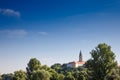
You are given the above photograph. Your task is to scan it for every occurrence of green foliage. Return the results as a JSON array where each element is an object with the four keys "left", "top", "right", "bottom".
[
  {"left": 2, "top": 73, "right": 14, "bottom": 80},
  {"left": 73, "top": 68, "right": 88, "bottom": 80},
  {"left": 0, "top": 74, "right": 2, "bottom": 80},
  {"left": 13, "top": 70, "right": 27, "bottom": 80},
  {"left": 40, "top": 65, "right": 62, "bottom": 80},
  {"left": 50, "top": 72, "right": 65, "bottom": 80},
  {"left": 1, "top": 43, "right": 120, "bottom": 80},
  {"left": 26, "top": 58, "right": 41, "bottom": 72},
  {"left": 58, "top": 74, "right": 64, "bottom": 80},
  {"left": 64, "top": 74, "right": 75, "bottom": 80},
  {"left": 51, "top": 63, "right": 62, "bottom": 73},
  {"left": 31, "top": 70, "right": 50, "bottom": 80},
  {"left": 108, "top": 67, "right": 120, "bottom": 80},
  {"left": 40, "top": 65, "right": 52, "bottom": 71},
  {"left": 51, "top": 62, "right": 89, "bottom": 80},
  {"left": 85, "top": 43, "right": 118, "bottom": 80},
  {"left": 26, "top": 58, "right": 41, "bottom": 80}
]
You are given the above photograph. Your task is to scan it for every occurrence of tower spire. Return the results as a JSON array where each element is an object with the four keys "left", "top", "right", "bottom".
[{"left": 79, "top": 51, "right": 82, "bottom": 62}]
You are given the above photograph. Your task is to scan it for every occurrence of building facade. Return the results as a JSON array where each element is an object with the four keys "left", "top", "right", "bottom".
[{"left": 67, "top": 51, "right": 85, "bottom": 67}]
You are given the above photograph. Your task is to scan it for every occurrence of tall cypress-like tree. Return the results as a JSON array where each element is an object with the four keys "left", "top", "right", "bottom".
[{"left": 85, "top": 43, "right": 117, "bottom": 80}]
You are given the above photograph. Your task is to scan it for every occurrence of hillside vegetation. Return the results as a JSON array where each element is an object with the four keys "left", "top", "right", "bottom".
[{"left": 1, "top": 43, "right": 120, "bottom": 80}]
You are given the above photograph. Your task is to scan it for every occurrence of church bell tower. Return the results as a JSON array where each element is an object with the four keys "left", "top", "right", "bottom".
[{"left": 79, "top": 51, "right": 82, "bottom": 62}]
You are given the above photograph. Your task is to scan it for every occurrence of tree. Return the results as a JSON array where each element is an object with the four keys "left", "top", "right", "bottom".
[
  {"left": 58, "top": 74, "right": 64, "bottom": 80},
  {"left": 26, "top": 58, "right": 41, "bottom": 72},
  {"left": 31, "top": 70, "right": 50, "bottom": 80},
  {"left": 51, "top": 63, "right": 62, "bottom": 73},
  {"left": 40, "top": 65, "right": 61, "bottom": 80},
  {"left": 40, "top": 65, "right": 52, "bottom": 71},
  {"left": 50, "top": 72, "right": 65, "bottom": 80},
  {"left": 64, "top": 74, "right": 75, "bottom": 80},
  {"left": 26, "top": 58, "right": 41, "bottom": 79},
  {"left": 0, "top": 74, "right": 2, "bottom": 80},
  {"left": 85, "top": 43, "right": 117, "bottom": 80},
  {"left": 108, "top": 67, "right": 120, "bottom": 80},
  {"left": 73, "top": 67, "right": 88, "bottom": 80},
  {"left": 2, "top": 73, "right": 14, "bottom": 80},
  {"left": 13, "top": 70, "right": 27, "bottom": 80}
]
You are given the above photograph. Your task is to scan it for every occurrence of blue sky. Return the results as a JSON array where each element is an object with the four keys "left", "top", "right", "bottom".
[{"left": 0, "top": 0, "right": 120, "bottom": 73}]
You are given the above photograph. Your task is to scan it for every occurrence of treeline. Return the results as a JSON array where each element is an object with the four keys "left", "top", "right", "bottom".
[{"left": 0, "top": 43, "right": 120, "bottom": 80}]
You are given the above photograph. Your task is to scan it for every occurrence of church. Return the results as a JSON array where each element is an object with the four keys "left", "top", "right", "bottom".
[{"left": 67, "top": 51, "right": 86, "bottom": 67}]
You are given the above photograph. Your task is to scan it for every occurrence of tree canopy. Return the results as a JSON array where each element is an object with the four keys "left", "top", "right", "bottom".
[
  {"left": 85, "top": 43, "right": 118, "bottom": 80},
  {"left": 1, "top": 43, "right": 120, "bottom": 80},
  {"left": 13, "top": 70, "right": 27, "bottom": 80}
]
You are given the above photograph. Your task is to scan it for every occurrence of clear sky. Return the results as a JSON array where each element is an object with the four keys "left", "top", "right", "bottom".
[{"left": 0, "top": 0, "right": 120, "bottom": 74}]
